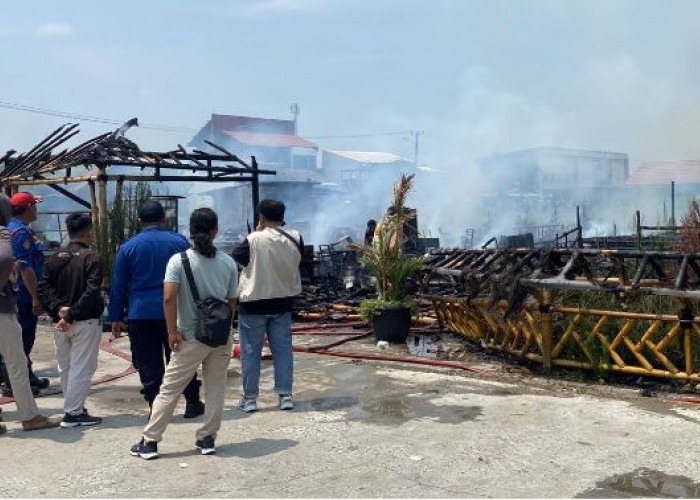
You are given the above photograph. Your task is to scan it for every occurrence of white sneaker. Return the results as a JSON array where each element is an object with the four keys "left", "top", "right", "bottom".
[
  {"left": 279, "top": 394, "right": 294, "bottom": 411},
  {"left": 237, "top": 398, "right": 258, "bottom": 413}
]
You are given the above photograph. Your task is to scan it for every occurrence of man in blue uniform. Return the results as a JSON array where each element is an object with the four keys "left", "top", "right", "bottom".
[
  {"left": 109, "top": 201, "right": 204, "bottom": 418},
  {"left": 3, "top": 192, "right": 49, "bottom": 395}
]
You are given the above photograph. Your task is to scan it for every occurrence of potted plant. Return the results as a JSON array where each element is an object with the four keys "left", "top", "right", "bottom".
[{"left": 356, "top": 174, "right": 424, "bottom": 342}]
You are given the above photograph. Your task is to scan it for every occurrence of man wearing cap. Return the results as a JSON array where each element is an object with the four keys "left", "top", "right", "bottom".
[
  {"left": 4, "top": 192, "right": 49, "bottom": 395},
  {"left": 232, "top": 199, "right": 303, "bottom": 413},
  {"left": 109, "top": 200, "right": 204, "bottom": 418},
  {"left": 38, "top": 212, "right": 105, "bottom": 426}
]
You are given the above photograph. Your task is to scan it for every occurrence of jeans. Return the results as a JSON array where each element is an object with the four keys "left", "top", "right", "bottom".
[
  {"left": 128, "top": 319, "right": 201, "bottom": 405},
  {"left": 239, "top": 312, "right": 293, "bottom": 399}
]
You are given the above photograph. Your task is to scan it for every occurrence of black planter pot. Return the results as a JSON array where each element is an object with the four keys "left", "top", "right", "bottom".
[{"left": 371, "top": 305, "right": 411, "bottom": 343}]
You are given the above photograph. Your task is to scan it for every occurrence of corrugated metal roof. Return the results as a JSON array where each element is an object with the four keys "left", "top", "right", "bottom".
[
  {"left": 223, "top": 130, "right": 317, "bottom": 149},
  {"left": 325, "top": 150, "right": 407, "bottom": 164},
  {"left": 626, "top": 161, "right": 700, "bottom": 185}
]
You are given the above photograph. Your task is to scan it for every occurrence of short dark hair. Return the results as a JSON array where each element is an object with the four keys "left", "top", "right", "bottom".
[
  {"left": 11, "top": 206, "right": 27, "bottom": 217},
  {"left": 258, "top": 199, "right": 285, "bottom": 222},
  {"left": 138, "top": 200, "right": 165, "bottom": 223},
  {"left": 367, "top": 219, "right": 377, "bottom": 227},
  {"left": 66, "top": 213, "right": 93, "bottom": 238}
]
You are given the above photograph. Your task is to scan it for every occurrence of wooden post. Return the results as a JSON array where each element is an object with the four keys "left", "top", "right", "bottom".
[
  {"left": 541, "top": 289, "right": 554, "bottom": 371},
  {"left": 576, "top": 205, "right": 583, "bottom": 248},
  {"left": 671, "top": 180, "right": 676, "bottom": 227},
  {"left": 88, "top": 180, "right": 99, "bottom": 231},
  {"left": 251, "top": 156, "right": 260, "bottom": 229},
  {"left": 636, "top": 210, "right": 642, "bottom": 249},
  {"left": 115, "top": 176, "right": 124, "bottom": 244},
  {"left": 97, "top": 167, "right": 108, "bottom": 233}
]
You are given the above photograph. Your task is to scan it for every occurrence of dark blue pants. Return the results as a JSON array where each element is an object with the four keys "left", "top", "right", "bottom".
[
  {"left": 17, "top": 302, "right": 38, "bottom": 364},
  {"left": 128, "top": 319, "right": 201, "bottom": 405}
]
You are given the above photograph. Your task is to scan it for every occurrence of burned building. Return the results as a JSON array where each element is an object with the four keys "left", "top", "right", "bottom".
[
  {"left": 188, "top": 114, "right": 323, "bottom": 241},
  {"left": 479, "top": 147, "right": 630, "bottom": 240}
]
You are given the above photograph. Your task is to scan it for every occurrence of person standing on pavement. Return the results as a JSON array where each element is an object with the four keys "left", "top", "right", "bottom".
[
  {"left": 130, "top": 208, "right": 237, "bottom": 459},
  {"left": 232, "top": 199, "right": 303, "bottom": 413},
  {"left": 37, "top": 213, "right": 105, "bottom": 427},
  {"left": 4, "top": 192, "right": 49, "bottom": 395},
  {"left": 109, "top": 201, "right": 204, "bottom": 419},
  {"left": 0, "top": 193, "right": 59, "bottom": 433}
]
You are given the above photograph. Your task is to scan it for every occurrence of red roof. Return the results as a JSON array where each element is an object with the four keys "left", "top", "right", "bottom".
[
  {"left": 627, "top": 161, "right": 700, "bottom": 185},
  {"left": 211, "top": 114, "right": 295, "bottom": 135},
  {"left": 223, "top": 130, "right": 317, "bottom": 149}
]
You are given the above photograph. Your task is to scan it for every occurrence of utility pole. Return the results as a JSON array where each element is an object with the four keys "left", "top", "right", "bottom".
[
  {"left": 289, "top": 103, "right": 300, "bottom": 170},
  {"left": 411, "top": 130, "right": 424, "bottom": 167},
  {"left": 290, "top": 103, "right": 300, "bottom": 134}
]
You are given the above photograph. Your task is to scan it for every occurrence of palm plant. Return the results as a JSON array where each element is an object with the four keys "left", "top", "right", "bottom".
[{"left": 355, "top": 174, "right": 424, "bottom": 319}]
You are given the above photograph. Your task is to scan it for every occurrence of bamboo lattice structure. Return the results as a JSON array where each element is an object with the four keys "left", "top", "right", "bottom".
[{"left": 423, "top": 247, "right": 700, "bottom": 381}]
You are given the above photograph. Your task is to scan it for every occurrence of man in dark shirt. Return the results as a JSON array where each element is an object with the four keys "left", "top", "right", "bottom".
[
  {"left": 38, "top": 213, "right": 105, "bottom": 427},
  {"left": 109, "top": 201, "right": 203, "bottom": 418}
]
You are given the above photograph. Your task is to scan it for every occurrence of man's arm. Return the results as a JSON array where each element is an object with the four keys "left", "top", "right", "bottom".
[
  {"left": 67, "top": 253, "right": 104, "bottom": 323},
  {"left": 164, "top": 281, "right": 183, "bottom": 350},
  {"left": 108, "top": 249, "right": 128, "bottom": 323},
  {"left": 13, "top": 229, "right": 42, "bottom": 314},
  {"left": 37, "top": 263, "right": 62, "bottom": 319},
  {"left": 231, "top": 238, "right": 250, "bottom": 267}
]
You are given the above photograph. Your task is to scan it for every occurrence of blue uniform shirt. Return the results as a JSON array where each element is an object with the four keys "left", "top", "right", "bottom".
[
  {"left": 108, "top": 227, "right": 189, "bottom": 321},
  {"left": 8, "top": 218, "right": 45, "bottom": 304}
]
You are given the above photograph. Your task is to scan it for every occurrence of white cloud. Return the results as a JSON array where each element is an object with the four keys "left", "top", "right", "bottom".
[
  {"left": 247, "top": 0, "right": 328, "bottom": 16},
  {"left": 36, "top": 22, "right": 74, "bottom": 38}
]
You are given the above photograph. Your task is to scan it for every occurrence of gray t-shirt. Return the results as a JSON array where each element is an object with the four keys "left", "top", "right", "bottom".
[{"left": 164, "top": 249, "right": 238, "bottom": 340}]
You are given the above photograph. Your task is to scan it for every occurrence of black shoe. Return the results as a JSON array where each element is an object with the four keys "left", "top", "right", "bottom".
[
  {"left": 195, "top": 435, "right": 216, "bottom": 455},
  {"left": 183, "top": 400, "right": 205, "bottom": 419},
  {"left": 29, "top": 371, "right": 50, "bottom": 390},
  {"left": 1, "top": 386, "right": 12, "bottom": 398},
  {"left": 130, "top": 438, "right": 159, "bottom": 460},
  {"left": 60, "top": 411, "right": 102, "bottom": 428}
]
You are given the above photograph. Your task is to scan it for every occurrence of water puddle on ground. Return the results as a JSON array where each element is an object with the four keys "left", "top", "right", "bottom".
[{"left": 576, "top": 468, "right": 700, "bottom": 498}]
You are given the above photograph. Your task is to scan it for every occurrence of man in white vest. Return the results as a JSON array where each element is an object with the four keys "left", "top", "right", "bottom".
[{"left": 232, "top": 200, "right": 303, "bottom": 413}]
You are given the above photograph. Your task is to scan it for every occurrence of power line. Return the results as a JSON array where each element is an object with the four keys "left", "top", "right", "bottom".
[
  {"left": 0, "top": 98, "right": 417, "bottom": 139},
  {"left": 306, "top": 131, "right": 412, "bottom": 139},
  {"left": 0, "top": 99, "right": 197, "bottom": 133}
]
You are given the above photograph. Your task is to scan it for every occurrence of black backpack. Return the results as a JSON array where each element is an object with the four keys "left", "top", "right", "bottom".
[{"left": 180, "top": 252, "right": 232, "bottom": 347}]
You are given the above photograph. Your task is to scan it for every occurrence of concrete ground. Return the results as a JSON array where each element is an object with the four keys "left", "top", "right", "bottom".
[{"left": 1, "top": 323, "right": 700, "bottom": 498}]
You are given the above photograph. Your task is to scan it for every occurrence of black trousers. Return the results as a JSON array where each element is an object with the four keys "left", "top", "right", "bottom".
[
  {"left": 128, "top": 319, "right": 201, "bottom": 405},
  {"left": 17, "top": 302, "right": 38, "bottom": 363}
]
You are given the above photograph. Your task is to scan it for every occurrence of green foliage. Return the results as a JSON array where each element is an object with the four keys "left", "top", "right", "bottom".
[
  {"left": 358, "top": 297, "right": 419, "bottom": 322},
  {"left": 96, "top": 181, "right": 152, "bottom": 286},
  {"left": 353, "top": 173, "right": 424, "bottom": 312}
]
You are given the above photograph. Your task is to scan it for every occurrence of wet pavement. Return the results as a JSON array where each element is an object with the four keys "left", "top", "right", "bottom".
[
  {"left": 1, "top": 324, "right": 700, "bottom": 497},
  {"left": 577, "top": 468, "right": 700, "bottom": 498}
]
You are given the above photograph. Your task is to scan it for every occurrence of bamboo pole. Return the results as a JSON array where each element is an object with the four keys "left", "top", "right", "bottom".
[
  {"left": 88, "top": 180, "right": 98, "bottom": 232},
  {"left": 97, "top": 168, "right": 108, "bottom": 237},
  {"left": 685, "top": 327, "right": 693, "bottom": 376},
  {"left": 541, "top": 289, "right": 554, "bottom": 370},
  {"left": 5, "top": 175, "right": 98, "bottom": 186}
]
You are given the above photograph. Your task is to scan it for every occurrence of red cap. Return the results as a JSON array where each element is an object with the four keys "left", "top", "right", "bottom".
[{"left": 10, "top": 192, "right": 43, "bottom": 208}]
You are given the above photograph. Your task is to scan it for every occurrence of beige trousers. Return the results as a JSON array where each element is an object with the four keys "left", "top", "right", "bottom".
[
  {"left": 143, "top": 337, "right": 232, "bottom": 443},
  {"left": 53, "top": 319, "right": 102, "bottom": 415},
  {"left": 0, "top": 313, "right": 40, "bottom": 421}
]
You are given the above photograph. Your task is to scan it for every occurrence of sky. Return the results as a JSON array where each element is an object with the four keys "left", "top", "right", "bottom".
[{"left": 2, "top": 0, "right": 700, "bottom": 175}]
